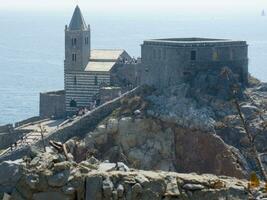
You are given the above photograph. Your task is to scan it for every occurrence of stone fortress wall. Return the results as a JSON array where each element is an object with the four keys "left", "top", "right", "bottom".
[
  {"left": 141, "top": 38, "right": 248, "bottom": 88},
  {"left": 39, "top": 90, "right": 66, "bottom": 119}
]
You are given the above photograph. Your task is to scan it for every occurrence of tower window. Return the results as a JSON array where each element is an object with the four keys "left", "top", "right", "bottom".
[
  {"left": 190, "top": 50, "right": 197, "bottom": 61},
  {"left": 94, "top": 76, "right": 98, "bottom": 85},
  {"left": 72, "top": 38, "right": 77, "bottom": 46},
  {"left": 72, "top": 54, "right": 77, "bottom": 62}
]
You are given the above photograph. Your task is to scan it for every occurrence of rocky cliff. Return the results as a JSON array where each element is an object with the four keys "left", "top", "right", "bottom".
[
  {"left": 63, "top": 80, "right": 263, "bottom": 176},
  {"left": 1, "top": 75, "right": 267, "bottom": 199}
]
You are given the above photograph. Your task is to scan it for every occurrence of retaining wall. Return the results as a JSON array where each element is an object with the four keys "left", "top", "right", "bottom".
[
  {"left": 0, "top": 87, "right": 142, "bottom": 162},
  {"left": 0, "top": 124, "right": 13, "bottom": 133},
  {"left": 14, "top": 116, "right": 41, "bottom": 128}
]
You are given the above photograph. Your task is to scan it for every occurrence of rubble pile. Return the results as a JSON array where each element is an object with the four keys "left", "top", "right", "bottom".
[{"left": 1, "top": 146, "right": 265, "bottom": 200}]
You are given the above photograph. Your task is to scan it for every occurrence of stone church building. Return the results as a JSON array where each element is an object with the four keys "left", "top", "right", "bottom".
[
  {"left": 64, "top": 6, "right": 133, "bottom": 114},
  {"left": 39, "top": 6, "right": 249, "bottom": 119}
]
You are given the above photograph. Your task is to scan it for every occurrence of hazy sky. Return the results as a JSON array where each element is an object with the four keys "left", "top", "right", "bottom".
[{"left": 0, "top": 0, "right": 266, "bottom": 16}]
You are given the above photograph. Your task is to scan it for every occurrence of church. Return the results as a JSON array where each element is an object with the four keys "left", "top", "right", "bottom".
[
  {"left": 39, "top": 6, "right": 248, "bottom": 119},
  {"left": 64, "top": 6, "right": 133, "bottom": 114}
]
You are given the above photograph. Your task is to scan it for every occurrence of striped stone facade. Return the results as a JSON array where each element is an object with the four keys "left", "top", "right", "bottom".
[
  {"left": 64, "top": 6, "right": 132, "bottom": 115},
  {"left": 65, "top": 71, "right": 110, "bottom": 113}
]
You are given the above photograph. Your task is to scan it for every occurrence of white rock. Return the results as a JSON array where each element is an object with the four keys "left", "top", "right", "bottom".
[
  {"left": 99, "top": 163, "right": 116, "bottom": 172},
  {"left": 183, "top": 183, "right": 204, "bottom": 191}
]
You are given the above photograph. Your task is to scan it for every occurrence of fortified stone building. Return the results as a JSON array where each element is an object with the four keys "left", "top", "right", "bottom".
[
  {"left": 39, "top": 6, "right": 249, "bottom": 118},
  {"left": 141, "top": 38, "right": 248, "bottom": 88}
]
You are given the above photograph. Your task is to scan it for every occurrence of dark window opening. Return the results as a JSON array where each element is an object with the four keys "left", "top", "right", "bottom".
[
  {"left": 94, "top": 76, "right": 98, "bottom": 85},
  {"left": 191, "top": 50, "right": 197, "bottom": 61},
  {"left": 72, "top": 54, "right": 77, "bottom": 62},
  {"left": 72, "top": 38, "right": 77, "bottom": 46},
  {"left": 74, "top": 76, "right": 77, "bottom": 85},
  {"left": 85, "top": 37, "right": 89, "bottom": 45},
  {"left": 70, "top": 99, "right": 77, "bottom": 107}
]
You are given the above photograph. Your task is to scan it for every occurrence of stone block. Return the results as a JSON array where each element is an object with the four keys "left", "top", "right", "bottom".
[{"left": 86, "top": 175, "right": 103, "bottom": 200}]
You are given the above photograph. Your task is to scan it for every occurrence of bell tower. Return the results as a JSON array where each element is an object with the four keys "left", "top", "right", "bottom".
[{"left": 64, "top": 5, "right": 90, "bottom": 71}]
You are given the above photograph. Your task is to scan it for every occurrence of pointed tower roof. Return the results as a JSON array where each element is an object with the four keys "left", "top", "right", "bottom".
[{"left": 69, "top": 5, "right": 87, "bottom": 30}]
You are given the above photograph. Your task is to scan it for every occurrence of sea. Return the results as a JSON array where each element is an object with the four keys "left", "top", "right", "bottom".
[{"left": 0, "top": 10, "right": 267, "bottom": 125}]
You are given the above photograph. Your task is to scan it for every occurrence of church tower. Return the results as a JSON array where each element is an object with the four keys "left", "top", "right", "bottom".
[{"left": 64, "top": 5, "right": 90, "bottom": 71}]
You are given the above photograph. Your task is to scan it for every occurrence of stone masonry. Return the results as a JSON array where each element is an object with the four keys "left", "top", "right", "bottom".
[{"left": 141, "top": 38, "right": 248, "bottom": 88}]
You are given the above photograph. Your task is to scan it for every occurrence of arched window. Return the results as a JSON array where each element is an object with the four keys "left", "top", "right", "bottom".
[
  {"left": 70, "top": 99, "right": 77, "bottom": 107},
  {"left": 72, "top": 38, "right": 77, "bottom": 46}
]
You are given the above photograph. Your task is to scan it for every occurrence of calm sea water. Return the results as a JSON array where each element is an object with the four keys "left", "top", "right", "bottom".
[{"left": 0, "top": 11, "right": 267, "bottom": 125}]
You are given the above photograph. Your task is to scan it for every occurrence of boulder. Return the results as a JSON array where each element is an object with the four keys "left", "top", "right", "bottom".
[
  {"left": 182, "top": 183, "right": 205, "bottom": 191},
  {"left": 165, "top": 176, "right": 180, "bottom": 197},
  {"left": 0, "top": 159, "right": 23, "bottom": 191},
  {"left": 117, "top": 184, "right": 124, "bottom": 198},
  {"left": 102, "top": 177, "right": 114, "bottom": 198},
  {"left": 48, "top": 170, "right": 70, "bottom": 187}
]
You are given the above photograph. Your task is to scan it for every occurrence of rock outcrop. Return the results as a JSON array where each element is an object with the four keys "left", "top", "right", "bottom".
[
  {"left": 75, "top": 115, "right": 246, "bottom": 178},
  {"left": 1, "top": 149, "right": 265, "bottom": 200},
  {"left": 1, "top": 76, "right": 267, "bottom": 199}
]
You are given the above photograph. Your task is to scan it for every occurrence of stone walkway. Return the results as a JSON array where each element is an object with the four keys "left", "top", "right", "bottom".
[{"left": 1, "top": 119, "right": 65, "bottom": 155}]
